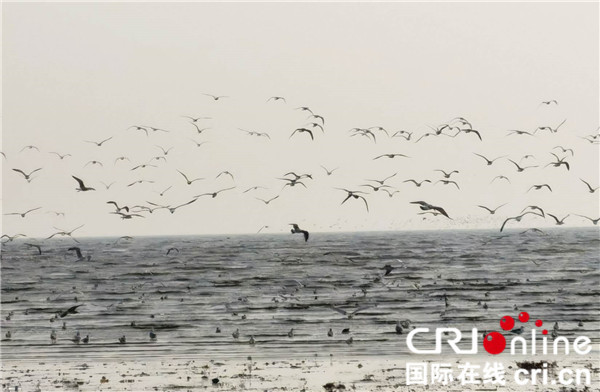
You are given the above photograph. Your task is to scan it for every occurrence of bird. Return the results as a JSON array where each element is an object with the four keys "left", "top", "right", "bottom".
[
  {"left": 114, "top": 156, "right": 130, "bottom": 165},
  {"left": 119, "top": 336, "right": 126, "bottom": 344},
  {"left": 216, "top": 171, "right": 235, "bottom": 181},
  {"left": 177, "top": 170, "right": 204, "bottom": 185},
  {"left": 545, "top": 153, "right": 570, "bottom": 171},
  {"left": 434, "top": 170, "right": 459, "bottom": 178},
  {"left": 82, "top": 335, "right": 89, "bottom": 344},
  {"left": 101, "top": 181, "right": 116, "bottom": 190},
  {"left": 155, "top": 186, "right": 173, "bottom": 197},
  {"left": 243, "top": 186, "right": 267, "bottom": 193},
  {"left": 232, "top": 329, "right": 240, "bottom": 339},
  {"left": 295, "top": 106, "right": 314, "bottom": 114},
  {"left": 327, "top": 328, "right": 333, "bottom": 337},
  {"left": 71, "top": 331, "right": 81, "bottom": 344},
  {"left": 361, "top": 184, "right": 392, "bottom": 192},
  {"left": 195, "top": 187, "right": 236, "bottom": 199},
  {"left": 182, "top": 115, "right": 211, "bottom": 122},
  {"left": 548, "top": 214, "right": 569, "bottom": 225},
  {"left": 106, "top": 201, "right": 129, "bottom": 213},
  {"left": 249, "top": 336, "right": 255, "bottom": 345},
  {"left": 320, "top": 166, "right": 339, "bottom": 176},
  {"left": 190, "top": 123, "right": 211, "bottom": 134},
  {"left": 410, "top": 201, "right": 450, "bottom": 218},
  {"left": 477, "top": 204, "right": 507, "bottom": 215},
  {"left": 500, "top": 212, "right": 543, "bottom": 232},
  {"left": 403, "top": 179, "right": 431, "bottom": 187},
  {"left": 167, "top": 198, "right": 198, "bottom": 214},
  {"left": 50, "top": 152, "right": 72, "bottom": 160},
  {"left": 290, "top": 128, "right": 314, "bottom": 140},
  {"left": 20, "top": 145, "right": 40, "bottom": 152},
  {"left": 308, "top": 114, "right": 325, "bottom": 125},
  {"left": 366, "top": 173, "right": 397, "bottom": 185},
  {"left": 290, "top": 224, "right": 309, "bottom": 242},
  {"left": 474, "top": 153, "right": 505, "bottom": 166},
  {"left": 527, "top": 184, "right": 552, "bottom": 192},
  {"left": 337, "top": 189, "right": 369, "bottom": 212},
  {"left": 255, "top": 196, "right": 279, "bottom": 205},
  {"left": 59, "top": 304, "right": 83, "bottom": 318},
  {"left": 373, "top": 153, "right": 409, "bottom": 160},
  {"left": 574, "top": 215, "right": 600, "bottom": 225},
  {"left": 84, "top": 160, "right": 103, "bottom": 167},
  {"left": 541, "top": 100, "right": 558, "bottom": 105},
  {"left": 149, "top": 329, "right": 157, "bottom": 341},
  {"left": 435, "top": 180, "right": 460, "bottom": 190},
  {"left": 287, "top": 328, "right": 294, "bottom": 338},
  {"left": 491, "top": 175, "right": 511, "bottom": 184},
  {"left": 1, "top": 234, "right": 26, "bottom": 242},
  {"left": 267, "top": 96, "right": 286, "bottom": 103},
  {"left": 307, "top": 122, "right": 325, "bottom": 133},
  {"left": 4, "top": 207, "right": 42, "bottom": 218},
  {"left": 506, "top": 129, "right": 534, "bottom": 137},
  {"left": 535, "top": 119, "right": 566, "bottom": 134},
  {"left": 382, "top": 189, "right": 400, "bottom": 198},
  {"left": 47, "top": 224, "right": 85, "bottom": 241},
  {"left": 508, "top": 160, "right": 537, "bottom": 172},
  {"left": 166, "top": 247, "right": 179, "bottom": 255},
  {"left": 50, "top": 330, "right": 57, "bottom": 344},
  {"left": 68, "top": 247, "right": 90, "bottom": 261},
  {"left": 72, "top": 176, "right": 95, "bottom": 191},
  {"left": 12, "top": 168, "right": 42, "bottom": 182},
  {"left": 580, "top": 179, "right": 598, "bottom": 193},
  {"left": 85, "top": 137, "right": 113, "bottom": 147},
  {"left": 24, "top": 243, "right": 42, "bottom": 255},
  {"left": 553, "top": 146, "right": 574, "bottom": 156},
  {"left": 203, "top": 93, "right": 228, "bottom": 101},
  {"left": 330, "top": 304, "right": 377, "bottom": 319}
]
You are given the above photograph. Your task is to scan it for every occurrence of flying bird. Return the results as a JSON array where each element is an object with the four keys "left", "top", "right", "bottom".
[
  {"left": 410, "top": 201, "right": 450, "bottom": 218},
  {"left": 500, "top": 212, "right": 543, "bottom": 232},
  {"left": 548, "top": 214, "right": 569, "bottom": 225},
  {"left": 474, "top": 153, "right": 505, "bottom": 166},
  {"left": 290, "top": 128, "right": 314, "bottom": 140},
  {"left": 580, "top": 179, "right": 598, "bottom": 193},
  {"left": 320, "top": 166, "right": 339, "bottom": 176},
  {"left": 435, "top": 170, "right": 459, "bottom": 178},
  {"left": 267, "top": 96, "right": 286, "bottom": 103},
  {"left": 527, "top": 184, "right": 552, "bottom": 192},
  {"left": 290, "top": 224, "right": 309, "bottom": 242},
  {"left": 50, "top": 152, "right": 72, "bottom": 160},
  {"left": 85, "top": 137, "right": 113, "bottom": 147},
  {"left": 403, "top": 179, "right": 431, "bottom": 187},
  {"left": 574, "top": 215, "right": 600, "bottom": 225},
  {"left": 72, "top": 176, "right": 95, "bottom": 191},
  {"left": 12, "top": 168, "right": 42, "bottom": 182},
  {"left": 477, "top": 204, "right": 507, "bottom": 215},
  {"left": 195, "top": 187, "right": 236, "bottom": 199},
  {"left": 4, "top": 207, "right": 42, "bottom": 218},
  {"left": 508, "top": 160, "right": 537, "bottom": 172},
  {"left": 24, "top": 243, "right": 42, "bottom": 255},
  {"left": 177, "top": 170, "right": 204, "bottom": 185},
  {"left": 203, "top": 93, "right": 228, "bottom": 101},
  {"left": 373, "top": 153, "right": 409, "bottom": 160},
  {"left": 256, "top": 196, "right": 279, "bottom": 205},
  {"left": 337, "top": 188, "right": 369, "bottom": 212}
]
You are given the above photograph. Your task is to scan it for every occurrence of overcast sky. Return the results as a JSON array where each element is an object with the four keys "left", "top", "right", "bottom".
[{"left": 2, "top": 2, "right": 598, "bottom": 238}]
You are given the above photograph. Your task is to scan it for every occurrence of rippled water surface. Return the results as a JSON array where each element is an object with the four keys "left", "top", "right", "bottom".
[{"left": 1, "top": 228, "right": 599, "bottom": 361}]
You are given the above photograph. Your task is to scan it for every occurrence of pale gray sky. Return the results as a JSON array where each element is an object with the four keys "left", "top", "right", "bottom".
[{"left": 2, "top": 2, "right": 599, "bottom": 238}]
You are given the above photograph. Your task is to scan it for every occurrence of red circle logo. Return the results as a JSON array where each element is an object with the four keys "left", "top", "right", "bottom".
[
  {"left": 518, "top": 312, "right": 530, "bottom": 323},
  {"left": 500, "top": 316, "right": 515, "bottom": 331},
  {"left": 483, "top": 332, "right": 506, "bottom": 355}
]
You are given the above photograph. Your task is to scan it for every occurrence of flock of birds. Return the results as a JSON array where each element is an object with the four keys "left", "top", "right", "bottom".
[{"left": 2, "top": 95, "right": 599, "bottom": 249}]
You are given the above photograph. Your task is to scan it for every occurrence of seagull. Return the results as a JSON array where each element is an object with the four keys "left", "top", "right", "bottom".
[
  {"left": 330, "top": 304, "right": 377, "bottom": 319},
  {"left": 337, "top": 188, "right": 369, "bottom": 212},
  {"left": 24, "top": 243, "right": 42, "bottom": 255},
  {"left": 527, "top": 184, "right": 552, "bottom": 192},
  {"left": 166, "top": 247, "right": 179, "bottom": 255},
  {"left": 477, "top": 204, "right": 507, "bottom": 215},
  {"left": 107, "top": 201, "right": 129, "bottom": 213},
  {"left": 520, "top": 205, "right": 546, "bottom": 218},
  {"left": 434, "top": 170, "right": 459, "bottom": 178},
  {"left": 382, "top": 189, "right": 400, "bottom": 198},
  {"left": 68, "top": 247, "right": 90, "bottom": 261},
  {"left": 84, "top": 160, "right": 103, "bottom": 167},
  {"left": 255, "top": 196, "right": 279, "bottom": 205},
  {"left": 491, "top": 175, "right": 511, "bottom": 184},
  {"left": 71, "top": 331, "right": 81, "bottom": 344},
  {"left": 373, "top": 153, "right": 409, "bottom": 160},
  {"left": 508, "top": 160, "right": 538, "bottom": 172},
  {"left": 195, "top": 187, "right": 236, "bottom": 198},
  {"left": 112, "top": 212, "right": 145, "bottom": 220},
  {"left": 267, "top": 96, "right": 286, "bottom": 103},
  {"left": 232, "top": 329, "right": 240, "bottom": 339},
  {"left": 82, "top": 335, "right": 90, "bottom": 344},
  {"left": 155, "top": 145, "right": 174, "bottom": 155},
  {"left": 553, "top": 146, "right": 574, "bottom": 156},
  {"left": 188, "top": 139, "right": 209, "bottom": 148},
  {"left": 290, "top": 128, "right": 314, "bottom": 140},
  {"left": 541, "top": 100, "right": 558, "bottom": 105},
  {"left": 182, "top": 115, "right": 211, "bottom": 122},
  {"left": 203, "top": 93, "right": 228, "bottom": 101},
  {"left": 435, "top": 180, "right": 460, "bottom": 190},
  {"left": 119, "top": 336, "right": 126, "bottom": 344},
  {"left": 72, "top": 176, "right": 95, "bottom": 191},
  {"left": 457, "top": 128, "right": 482, "bottom": 141},
  {"left": 320, "top": 166, "right": 339, "bottom": 176},
  {"left": 308, "top": 114, "right": 325, "bottom": 125},
  {"left": 50, "top": 152, "right": 72, "bottom": 160},
  {"left": 500, "top": 212, "right": 543, "bottom": 232},
  {"left": 1, "top": 234, "right": 26, "bottom": 242},
  {"left": 12, "top": 168, "right": 42, "bottom": 182},
  {"left": 50, "top": 330, "right": 57, "bottom": 344},
  {"left": 85, "top": 137, "right": 113, "bottom": 147},
  {"left": 290, "top": 224, "right": 309, "bottom": 242},
  {"left": 279, "top": 178, "right": 307, "bottom": 189},
  {"left": 20, "top": 145, "right": 40, "bottom": 152},
  {"left": 403, "top": 179, "right": 431, "bottom": 187},
  {"left": 474, "top": 153, "right": 505, "bottom": 166},
  {"left": 410, "top": 201, "right": 450, "bottom": 218},
  {"left": 545, "top": 153, "right": 570, "bottom": 171},
  {"left": 361, "top": 184, "right": 392, "bottom": 192},
  {"left": 4, "top": 207, "right": 42, "bottom": 218},
  {"left": 128, "top": 125, "right": 149, "bottom": 136},
  {"left": 190, "top": 123, "right": 211, "bottom": 134},
  {"left": 535, "top": 119, "right": 566, "bottom": 134},
  {"left": 243, "top": 186, "right": 267, "bottom": 193},
  {"left": 177, "top": 170, "right": 204, "bottom": 185},
  {"left": 307, "top": 122, "right": 325, "bottom": 133},
  {"left": 216, "top": 171, "right": 235, "bottom": 181},
  {"left": 548, "top": 214, "right": 569, "bottom": 225},
  {"left": 392, "top": 130, "right": 413, "bottom": 140},
  {"left": 328, "top": 328, "right": 333, "bottom": 337},
  {"left": 167, "top": 198, "right": 198, "bottom": 214},
  {"left": 350, "top": 128, "right": 377, "bottom": 143},
  {"left": 131, "top": 163, "right": 157, "bottom": 171},
  {"left": 101, "top": 181, "right": 116, "bottom": 190},
  {"left": 295, "top": 106, "right": 314, "bottom": 114},
  {"left": 127, "top": 180, "right": 155, "bottom": 187},
  {"left": 59, "top": 304, "right": 83, "bottom": 318},
  {"left": 574, "top": 215, "right": 600, "bottom": 225},
  {"left": 367, "top": 173, "right": 397, "bottom": 185},
  {"left": 114, "top": 156, "right": 130, "bottom": 165},
  {"left": 47, "top": 224, "right": 85, "bottom": 241},
  {"left": 149, "top": 329, "right": 157, "bottom": 341},
  {"left": 155, "top": 185, "right": 173, "bottom": 197}
]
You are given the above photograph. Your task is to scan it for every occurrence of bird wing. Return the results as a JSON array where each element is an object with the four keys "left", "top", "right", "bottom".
[{"left": 72, "top": 176, "right": 85, "bottom": 188}]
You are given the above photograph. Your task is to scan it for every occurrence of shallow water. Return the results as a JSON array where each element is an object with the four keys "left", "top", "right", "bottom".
[{"left": 1, "top": 228, "right": 599, "bottom": 361}]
